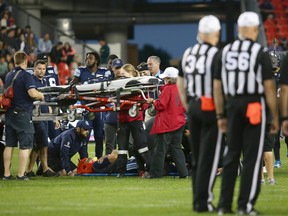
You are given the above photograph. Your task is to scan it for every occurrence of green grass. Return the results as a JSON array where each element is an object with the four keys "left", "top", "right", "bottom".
[{"left": 1, "top": 142, "right": 288, "bottom": 216}]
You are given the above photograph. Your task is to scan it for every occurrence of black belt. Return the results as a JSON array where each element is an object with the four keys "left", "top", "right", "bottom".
[{"left": 188, "top": 96, "right": 200, "bottom": 101}]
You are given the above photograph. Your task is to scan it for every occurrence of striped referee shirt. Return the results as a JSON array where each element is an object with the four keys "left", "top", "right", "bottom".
[
  {"left": 179, "top": 42, "right": 219, "bottom": 98},
  {"left": 214, "top": 39, "right": 273, "bottom": 97}
]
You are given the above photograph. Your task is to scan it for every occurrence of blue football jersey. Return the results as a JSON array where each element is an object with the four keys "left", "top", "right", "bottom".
[{"left": 74, "top": 66, "right": 113, "bottom": 84}]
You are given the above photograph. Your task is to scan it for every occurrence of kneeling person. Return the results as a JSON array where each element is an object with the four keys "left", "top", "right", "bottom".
[{"left": 48, "top": 120, "right": 91, "bottom": 176}]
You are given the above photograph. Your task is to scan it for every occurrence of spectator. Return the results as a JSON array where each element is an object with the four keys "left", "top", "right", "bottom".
[
  {"left": 99, "top": 38, "right": 110, "bottom": 67},
  {"left": 145, "top": 67, "right": 188, "bottom": 179},
  {"left": 25, "top": 32, "right": 37, "bottom": 54},
  {"left": 38, "top": 33, "right": 53, "bottom": 53},
  {"left": 49, "top": 41, "right": 63, "bottom": 65},
  {"left": 27, "top": 51, "right": 36, "bottom": 67},
  {"left": 259, "top": 0, "right": 274, "bottom": 21},
  {"left": 0, "top": 0, "right": 6, "bottom": 15},
  {"left": 0, "top": 55, "right": 8, "bottom": 84},
  {"left": 23, "top": 25, "right": 38, "bottom": 44},
  {"left": 3, "top": 28, "right": 17, "bottom": 54},
  {"left": 2, "top": 51, "right": 44, "bottom": 181},
  {"left": 0, "top": 10, "right": 8, "bottom": 27},
  {"left": 0, "top": 40, "right": 8, "bottom": 56},
  {"left": 61, "top": 42, "right": 76, "bottom": 66},
  {"left": 0, "top": 26, "right": 7, "bottom": 41},
  {"left": 15, "top": 32, "right": 26, "bottom": 52},
  {"left": 47, "top": 120, "right": 91, "bottom": 176}
]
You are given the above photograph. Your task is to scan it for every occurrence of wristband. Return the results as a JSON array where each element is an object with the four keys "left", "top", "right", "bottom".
[
  {"left": 280, "top": 116, "right": 288, "bottom": 122},
  {"left": 216, "top": 113, "right": 225, "bottom": 120}
]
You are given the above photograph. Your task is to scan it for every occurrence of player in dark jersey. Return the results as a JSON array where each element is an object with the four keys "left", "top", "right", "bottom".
[{"left": 70, "top": 51, "right": 113, "bottom": 158}]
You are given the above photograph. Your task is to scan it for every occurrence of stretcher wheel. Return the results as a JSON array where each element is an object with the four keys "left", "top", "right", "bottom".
[
  {"left": 147, "top": 104, "right": 156, "bottom": 116},
  {"left": 67, "top": 109, "right": 76, "bottom": 122},
  {"left": 32, "top": 106, "right": 40, "bottom": 117},
  {"left": 128, "top": 105, "right": 138, "bottom": 118}
]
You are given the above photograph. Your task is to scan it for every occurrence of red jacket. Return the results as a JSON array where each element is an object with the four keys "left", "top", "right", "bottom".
[{"left": 150, "top": 84, "right": 186, "bottom": 134}]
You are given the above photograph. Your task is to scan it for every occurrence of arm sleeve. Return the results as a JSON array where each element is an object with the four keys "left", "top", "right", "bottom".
[
  {"left": 261, "top": 51, "right": 274, "bottom": 80},
  {"left": 213, "top": 49, "right": 223, "bottom": 80},
  {"left": 24, "top": 71, "right": 37, "bottom": 90},
  {"left": 154, "top": 87, "right": 171, "bottom": 111},
  {"left": 78, "top": 143, "right": 88, "bottom": 159},
  {"left": 73, "top": 68, "right": 81, "bottom": 78},
  {"left": 59, "top": 135, "right": 73, "bottom": 173}
]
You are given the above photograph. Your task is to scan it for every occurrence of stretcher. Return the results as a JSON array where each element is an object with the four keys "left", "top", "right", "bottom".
[{"left": 32, "top": 76, "right": 160, "bottom": 121}]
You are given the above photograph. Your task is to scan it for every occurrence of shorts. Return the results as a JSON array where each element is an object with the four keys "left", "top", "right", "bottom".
[
  {"left": 92, "top": 157, "right": 111, "bottom": 171},
  {"left": 33, "top": 122, "right": 49, "bottom": 149},
  {"left": 5, "top": 110, "right": 34, "bottom": 149}
]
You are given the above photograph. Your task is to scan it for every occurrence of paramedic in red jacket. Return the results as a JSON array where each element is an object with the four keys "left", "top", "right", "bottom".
[
  {"left": 145, "top": 67, "right": 188, "bottom": 178},
  {"left": 115, "top": 63, "right": 151, "bottom": 178}
]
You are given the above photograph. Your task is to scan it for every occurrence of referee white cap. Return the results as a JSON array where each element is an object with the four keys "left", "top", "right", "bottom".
[
  {"left": 198, "top": 15, "right": 221, "bottom": 33},
  {"left": 237, "top": 11, "right": 260, "bottom": 27}
]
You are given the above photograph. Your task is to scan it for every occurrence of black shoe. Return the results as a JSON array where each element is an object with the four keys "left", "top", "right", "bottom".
[
  {"left": 25, "top": 171, "right": 36, "bottom": 177},
  {"left": 36, "top": 167, "right": 43, "bottom": 176},
  {"left": 43, "top": 169, "right": 60, "bottom": 177},
  {"left": 116, "top": 173, "right": 124, "bottom": 178},
  {"left": 16, "top": 175, "right": 30, "bottom": 181},
  {"left": 218, "top": 208, "right": 234, "bottom": 215},
  {"left": 238, "top": 208, "right": 259, "bottom": 216},
  {"left": 195, "top": 204, "right": 216, "bottom": 213},
  {"left": 2, "top": 175, "right": 14, "bottom": 180}
]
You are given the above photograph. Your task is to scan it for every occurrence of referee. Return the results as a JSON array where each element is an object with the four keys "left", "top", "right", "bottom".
[
  {"left": 177, "top": 15, "right": 223, "bottom": 212},
  {"left": 214, "top": 11, "right": 279, "bottom": 215}
]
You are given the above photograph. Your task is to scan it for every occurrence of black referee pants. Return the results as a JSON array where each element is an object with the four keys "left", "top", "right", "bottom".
[
  {"left": 188, "top": 99, "right": 223, "bottom": 212},
  {"left": 218, "top": 95, "right": 266, "bottom": 212}
]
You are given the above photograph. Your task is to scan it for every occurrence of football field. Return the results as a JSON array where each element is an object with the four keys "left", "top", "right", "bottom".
[{"left": 1, "top": 142, "right": 288, "bottom": 216}]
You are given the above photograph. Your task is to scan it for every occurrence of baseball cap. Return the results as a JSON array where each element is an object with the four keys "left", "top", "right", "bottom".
[
  {"left": 237, "top": 11, "right": 260, "bottom": 27},
  {"left": 137, "top": 62, "right": 148, "bottom": 71},
  {"left": 37, "top": 52, "right": 48, "bottom": 61},
  {"left": 112, "top": 58, "right": 124, "bottom": 68},
  {"left": 159, "top": 67, "right": 179, "bottom": 79},
  {"left": 76, "top": 120, "right": 92, "bottom": 130},
  {"left": 198, "top": 15, "right": 221, "bottom": 33}
]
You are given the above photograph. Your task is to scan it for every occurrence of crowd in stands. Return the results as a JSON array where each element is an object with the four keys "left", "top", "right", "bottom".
[
  {"left": 0, "top": 4, "right": 80, "bottom": 90},
  {"left": 260, "top": 0, "right": 288, "bottom": 48}
]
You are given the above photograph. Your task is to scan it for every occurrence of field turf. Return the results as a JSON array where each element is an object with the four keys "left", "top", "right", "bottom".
[{"left": 1, "top": 142, "right": 288, "bottom": 216}]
